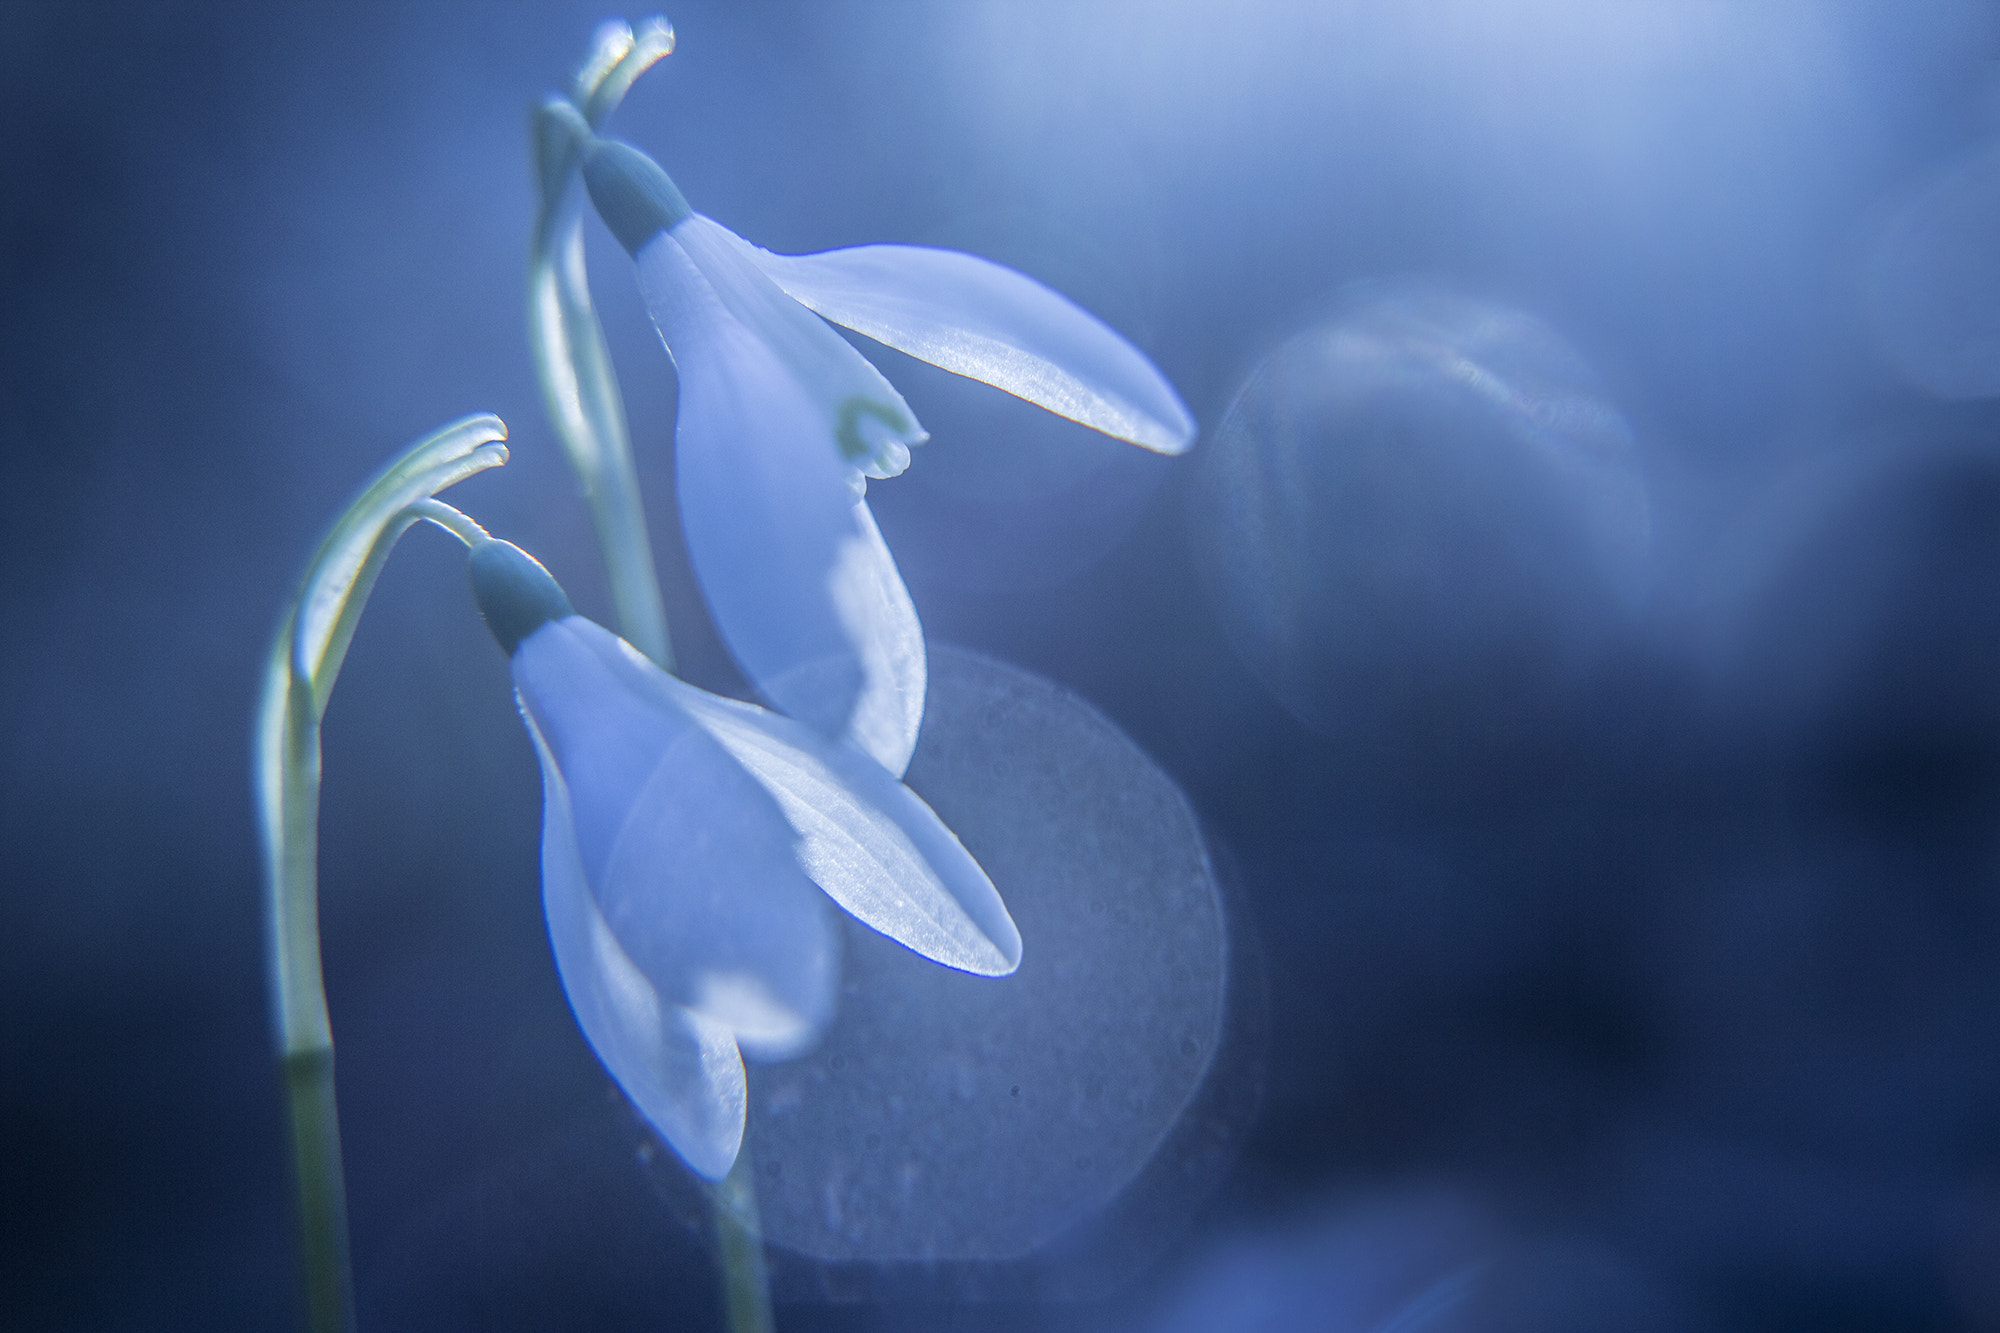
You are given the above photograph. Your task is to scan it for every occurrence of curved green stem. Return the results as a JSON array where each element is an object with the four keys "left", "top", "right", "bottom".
[
  {"left": 256, "top": 415, "right": 509, "bottom": 1332},
  {"left": 529, "top": 57, "right": 675, "bottom": 670},
  {"left": 408, "top": 497, "right": 490, "bottom": 547}
]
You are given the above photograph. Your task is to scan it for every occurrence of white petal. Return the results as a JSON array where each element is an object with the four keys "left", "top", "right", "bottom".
[
  {"left": 513, "top": 619, "right": 838, "bottom": 1043},
  {"left": 527, "top": 708, "right": 747, "bottom": 1180},
  {"left": 737, "top": 237, "right": 1197, "bottom": 455},
  {"left": 829, "top": 501, "right": 925, "bottom": 778},
  {"left": 665, "top": 215, "right": 926, "bottom": 479},
  {"left": 566, "top": 620, "right": 1020, "bottom": 976},
  {"left": 637, "top": 229, "right": 926, "bottom": 751}
]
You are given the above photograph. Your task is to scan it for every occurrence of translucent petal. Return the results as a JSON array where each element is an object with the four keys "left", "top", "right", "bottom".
[
  {"left": 636, "top": 228, "right": 926, "bottom": 751},
  {"left": 560, "top": 621, "right": 1021, "bottom": 977},
  {"left": 830, "top": 501, "right": 924, "bottom": 777},
  {"left": 512, "top": 618, "right": 838, "bottom": 1051},
  {"left": 670, "top": 215, "right": 926, "bottom": 480},
  {"left": 673, "top": 686, "right": 1020, "bottom": 977},
  {"left": 736, "top": 237, "right": 1197, "bottom": 455},
  {"left": 526, "top": 708, "right": 747, "bottom": 1180}
]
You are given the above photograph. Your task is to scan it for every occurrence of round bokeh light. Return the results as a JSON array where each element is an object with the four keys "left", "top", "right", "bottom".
[
  {"left": 743, "top": 645, "right": 1232, "bottom": 1263},
  {"left": 1192, "top": 281, "right": 1648, "bottom": 752}
]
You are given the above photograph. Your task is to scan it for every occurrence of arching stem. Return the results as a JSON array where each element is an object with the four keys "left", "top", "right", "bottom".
[
  {"left": 257, "top": 416, "right": 508, "bottom": 1332},
  {"left": 407, "top": 497, "right": 490, "bottom": 547},
  {"left": 528, "top": 19, "right": 676, "bottom": 671}
]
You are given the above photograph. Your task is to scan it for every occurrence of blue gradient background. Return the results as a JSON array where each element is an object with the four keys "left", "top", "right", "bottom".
[{"left": 5, "top": 1, "right": 2000, "bottom": 1328}]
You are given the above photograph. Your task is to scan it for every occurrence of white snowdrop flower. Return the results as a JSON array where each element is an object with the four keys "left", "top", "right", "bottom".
[
  {"left": 470, "top": 539, "right": 1018, "bottom": 1179},
  {"left": 582, "top": 137, "right": 1195, "bottom": 778}
]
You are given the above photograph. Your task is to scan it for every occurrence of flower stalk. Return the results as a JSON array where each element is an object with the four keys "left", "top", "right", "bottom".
[
  {"left": 528, "top": 18, "right": 676, "bottom": 669},
  {"left": 256, "top": 416, "right": 508, "bottom": 1332},
  {"left": 714, "top": 1154, "right": 775, "bottom": 1333}
]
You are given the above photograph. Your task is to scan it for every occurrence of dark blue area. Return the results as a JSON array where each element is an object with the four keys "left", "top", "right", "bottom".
[{"left": 5, "top": 2, "right": 2000, "bottom": 1329}]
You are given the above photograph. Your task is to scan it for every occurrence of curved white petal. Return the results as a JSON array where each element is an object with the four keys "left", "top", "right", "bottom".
[
  {"left": 736, "top": 236, "right": 1197, "bottom": 455},
  {"left": 527, "top": 708, "right": 747, "bottom": 1180},
  {"left": 514, "top": 618, "right": 838, "bottom": 1051},
  {"left": 565, "top": 620, "right": 1020, "bottom": 977},
  {"left": 637, "top": 227, "right": 927, "bottom": 750},
  {"left": 831, "top": 501, "right": 924, "bottom": 777},
  {"left": 668, "top": 215, "right": 927, "bottom": 480}
]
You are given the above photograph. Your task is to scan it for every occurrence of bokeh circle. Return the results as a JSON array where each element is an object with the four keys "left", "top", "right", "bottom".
[
  {"left": 743, "top": 645, "right": 1233, "bottom": 1264},
  {"left": 1191, "top": 281, "right": 1649, "bottom": 753}
]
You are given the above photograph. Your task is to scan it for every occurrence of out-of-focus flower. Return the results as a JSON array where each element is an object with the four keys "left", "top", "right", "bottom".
[
  {"left": 470, "top": 539, "right": 1019, "bottom": 1178},
  {"left": 581, "top": 137, "right": 1195, "bottom": 776}
]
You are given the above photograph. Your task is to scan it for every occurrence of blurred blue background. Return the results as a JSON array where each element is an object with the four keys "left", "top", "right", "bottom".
[{"left": 5, "top": 0, "right": 2000, "bottom": 1327}]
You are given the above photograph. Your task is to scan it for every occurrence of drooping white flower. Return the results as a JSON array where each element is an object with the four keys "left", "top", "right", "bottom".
[
  {"left": 582, "top": 138, "right": 1196, "bottom": 778},
  {"left": 471, "top": 539, "right": 1018, "bottom": 1178}
]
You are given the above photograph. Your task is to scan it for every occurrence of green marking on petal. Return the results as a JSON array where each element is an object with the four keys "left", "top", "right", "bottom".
[{"left": 834, "top": 396, "right": 915, "bottom": 470}]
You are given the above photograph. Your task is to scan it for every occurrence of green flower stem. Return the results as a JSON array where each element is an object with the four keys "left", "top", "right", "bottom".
[
  {"left": 257, "top": 416, "right": 509, "bottom": 1333},
  {"left": 407, "top": 497, "right": 491, "bottom": 547},
  {"left": 282, "top": 1045, "right": 353, "bottom": 1333},
  {"left": 528, "top": 18, "right": 676, "bottom": 672},
  {"left": 528, "top": 209, "right": 672, "bottom": 669},
  {"left": 713, "top": 1152, "right": 775, "bottom": 1333}
]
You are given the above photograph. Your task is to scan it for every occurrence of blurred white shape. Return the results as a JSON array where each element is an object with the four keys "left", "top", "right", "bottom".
[
  {"left": 1865, "top": 144, "right": 2000, "bottom": 399},
  {"left": 1193, "top": 281, "right": 1648, "bottom": 749}
]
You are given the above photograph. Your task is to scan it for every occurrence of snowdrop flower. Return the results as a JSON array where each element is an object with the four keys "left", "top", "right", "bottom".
[
  {"left": 581, "top": 137, "right": 1196, "bottom": 777},
  {"left": 470, "top": 538, "right": 1019, "bottom": 1178}
]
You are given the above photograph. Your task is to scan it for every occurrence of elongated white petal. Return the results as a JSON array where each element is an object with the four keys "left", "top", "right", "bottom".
[
  {"left": 637, "top": 226, "right": 927, "bottom": 752},
  {"left": 678, "top": 686, "right": 1021, "bottom": 977},
  {"left": 737, "top": 237, "right": 1197, "bottom": 455},
  {"left": 514, "top": 618, "right": 838, "bottom": 1052},
  {"left": 528, "top": 709, "right": 748, "bottom": 1180},
  {"left": 560, "top": 620, "right": 1021, "bottom": 977},
  {"left": 830, "top": 501, "right": 924, "bottom": 777}
]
